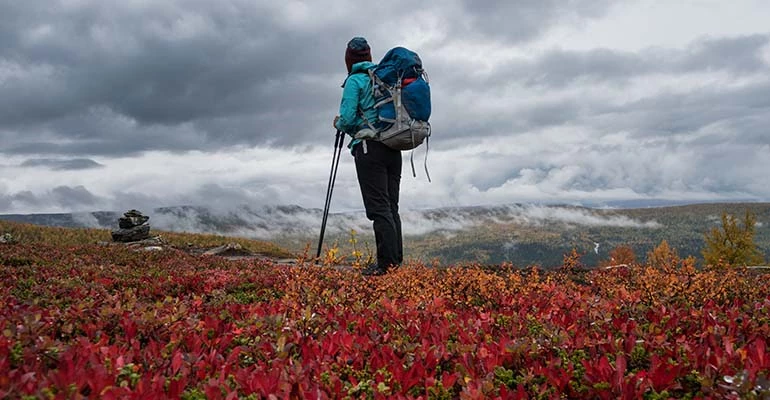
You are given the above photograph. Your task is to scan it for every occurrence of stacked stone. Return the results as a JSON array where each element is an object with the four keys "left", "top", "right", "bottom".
[
  {"left": 0, "top": 232, "right": 15, "bottom": 244},
  {"left": 111, "top": 209, "right": 151, "bottom": 242}
]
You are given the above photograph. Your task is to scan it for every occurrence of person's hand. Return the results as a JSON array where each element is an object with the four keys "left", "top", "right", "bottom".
[{"left": 333, "top": 116, "right": 340, "bottom": 129}]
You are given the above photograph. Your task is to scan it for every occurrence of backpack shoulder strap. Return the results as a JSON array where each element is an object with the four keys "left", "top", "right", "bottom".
[{"left": 341, "top": 68, "right": 374, "bottom": 88}]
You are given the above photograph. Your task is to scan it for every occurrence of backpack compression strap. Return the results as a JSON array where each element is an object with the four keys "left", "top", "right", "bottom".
[{"left": 407, "top": 125, "right": 431, "bottom": 182}]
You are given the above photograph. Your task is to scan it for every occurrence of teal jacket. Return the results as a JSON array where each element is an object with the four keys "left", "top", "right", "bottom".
[{"left": 335, "top": 61, "right": 378, "bottom": 149}]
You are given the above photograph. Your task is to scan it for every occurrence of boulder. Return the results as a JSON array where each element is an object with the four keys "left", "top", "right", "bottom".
[
  {"left": 203, "top": 243, "right": 250, "bottom": 256},
  {"left": 0, "top": 233, "right": 16, "bottom": 244},
  {"left": 111, "top": 224, "right": 151, "bottom": 243}
]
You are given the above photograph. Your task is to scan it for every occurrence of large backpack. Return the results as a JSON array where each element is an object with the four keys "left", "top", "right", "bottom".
[{"left": 361, "top": 47, "right": 432, "bottom": 180}]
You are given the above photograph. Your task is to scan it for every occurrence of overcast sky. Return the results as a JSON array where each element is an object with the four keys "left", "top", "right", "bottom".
[{"left": 2, "top": 0, "right": 769, "bottom": 215}]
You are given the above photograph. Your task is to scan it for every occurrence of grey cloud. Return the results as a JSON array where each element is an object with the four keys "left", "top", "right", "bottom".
[
  {"left": 432, "top": 48, "right": 770, "bottom": 156},
  {"left": 715, "top": 115, "right": 770, "bottom": 146},
  {"left": 0, "top": 186, "right": 103, "bottom": 212},
  {"left": 134, "top": 203, "right": 661, "bottom": 240},
  {"left": 0, "top": 1, "right": 358, "bottom": 154},
  {"left": 690, "top": 145, "right": 769, "bottom": 190},
  {"left": 424, "top": 34, "right": 770, "bottom": 148},
  {"left": 455, "top": 0, "right": 614, "bottom": 43},
  {"left": 5, "top": 191, "right": 41, "bottom": 207},
  {"left": 604, "top": 81, "right": 770, "bottom": 140},
  {"left": 108, "top": 183, "right": 281, "bottom": 216},
  {"left": 471, "top": 34, "right": 770, "bottom": 90},
  {"left": 109, "top": 191, "right": 171, "bottom": 215},
  {"left": 429, "top": 95, "right": 588, "bottom": 144},
  {"left": 71, "top": 212, "right": 103, "bottom": 228},
  {"left": 518, "top": 99, "right": 583, "bottom": 130},
  {"left": 51, "top": 186, "right": 100, "bottom": 207},
  {"left": 445, "top": 61, "right": 770, "bottom": 144},
  {"left": 0, "top": 0, "right": 622, "bottom": 157},
  {"left": 679, "top": 34, "right": 770, "bottom": 73},
  {"left": 20, "top": 158, "right": 104, "bottom": 170},
  {"left": 2, "top": 108, "right": 209, "bottom": 156},
  {"left": 522, "top": 48, "right": 650, "bottom": 87},
  {"left": 3, "top": 0, "right": 769, "bottom": 211},
  {"left": 0, "top": 185, "right": 213, "bottom": 214},
  {"left": 189, "top": 183, "right": 275, "bottom": 211}
]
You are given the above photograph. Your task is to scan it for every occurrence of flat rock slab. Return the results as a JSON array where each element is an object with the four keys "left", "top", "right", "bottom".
[
  {"left": 111, "top": 225, "right": 151, "bottom": 243},
  {"left": 202, "top": 243, "right": 253, "bottom": 257}
]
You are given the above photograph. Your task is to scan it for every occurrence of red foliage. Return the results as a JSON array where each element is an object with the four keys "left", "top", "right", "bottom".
[{"left": 1, "top": 243, "right": 769, "bottom": 398}]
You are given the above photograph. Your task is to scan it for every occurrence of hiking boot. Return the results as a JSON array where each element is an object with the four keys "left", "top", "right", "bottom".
[{"left": 361, "top": 263, "right": 387, "bottom": 276}]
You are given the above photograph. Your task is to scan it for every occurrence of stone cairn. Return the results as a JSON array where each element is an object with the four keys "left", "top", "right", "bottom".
[{"left": 111, "top": 209, "right": 151, "bottom": 243}]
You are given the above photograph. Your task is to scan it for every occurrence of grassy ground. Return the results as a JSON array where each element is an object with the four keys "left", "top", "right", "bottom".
[{"left": 0, "top": 220, "right": 294, "bottom": 259}]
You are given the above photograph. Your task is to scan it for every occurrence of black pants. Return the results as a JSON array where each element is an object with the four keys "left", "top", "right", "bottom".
[{"left": 353, "top": 140, "right": 403, "bottom": 268}]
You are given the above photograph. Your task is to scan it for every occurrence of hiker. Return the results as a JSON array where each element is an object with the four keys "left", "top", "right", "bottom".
[{"left": 334, "top": 37, "right": 403, "bottom": 276}]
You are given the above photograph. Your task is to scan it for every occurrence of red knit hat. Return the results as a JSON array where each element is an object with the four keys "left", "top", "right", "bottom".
[{"left": 345, "top": 37, "right": 372, "bottom": 73}]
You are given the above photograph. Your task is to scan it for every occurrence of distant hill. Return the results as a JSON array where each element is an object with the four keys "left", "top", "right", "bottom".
[{"left": 2, "top": 202, "right": 769, "bottom": 267}]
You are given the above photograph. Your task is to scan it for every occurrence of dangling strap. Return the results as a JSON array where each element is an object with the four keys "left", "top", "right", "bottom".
[
  {"left": 408, "top": 142, "right": 431, "bottom": 182},
  {"left": 410, "top": 125, "right": 417, "bottom": 178},
  {"left": 410, "top": 150, "right": 417, "bottom": 178},
  {"left": 408, "top": 123, "right": 431, "bottom": 182},
  {"left": 424, "top": 136, "right": 431, "bottom": 183}
]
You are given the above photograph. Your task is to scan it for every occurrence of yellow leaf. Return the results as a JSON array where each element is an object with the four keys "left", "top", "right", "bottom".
[{"left": 276, "top": 335, "right": 286, "bottom": 353}]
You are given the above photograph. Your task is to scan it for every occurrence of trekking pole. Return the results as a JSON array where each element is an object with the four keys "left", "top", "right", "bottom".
[{"left": 316, "top": 130, "right": 345, "bottom": 260}]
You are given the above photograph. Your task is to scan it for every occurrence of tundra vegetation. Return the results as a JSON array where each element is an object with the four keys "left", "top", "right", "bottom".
[{"left": 1, "top": 212, "right": 769, "bottom": 399}]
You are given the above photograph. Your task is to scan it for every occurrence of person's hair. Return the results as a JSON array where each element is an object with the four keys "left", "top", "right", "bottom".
[{"left": 345, "top": 37, "right": 372, "bottom": 73}]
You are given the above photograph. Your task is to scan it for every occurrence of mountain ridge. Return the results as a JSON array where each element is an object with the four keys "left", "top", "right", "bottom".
[{"left": 2, "top": 202, "right": 769, "bottom": 267}]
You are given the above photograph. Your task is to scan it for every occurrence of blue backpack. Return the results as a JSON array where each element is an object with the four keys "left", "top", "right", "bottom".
[{"left": 363, "top": 47, "right": 432, "bottom": 180}]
